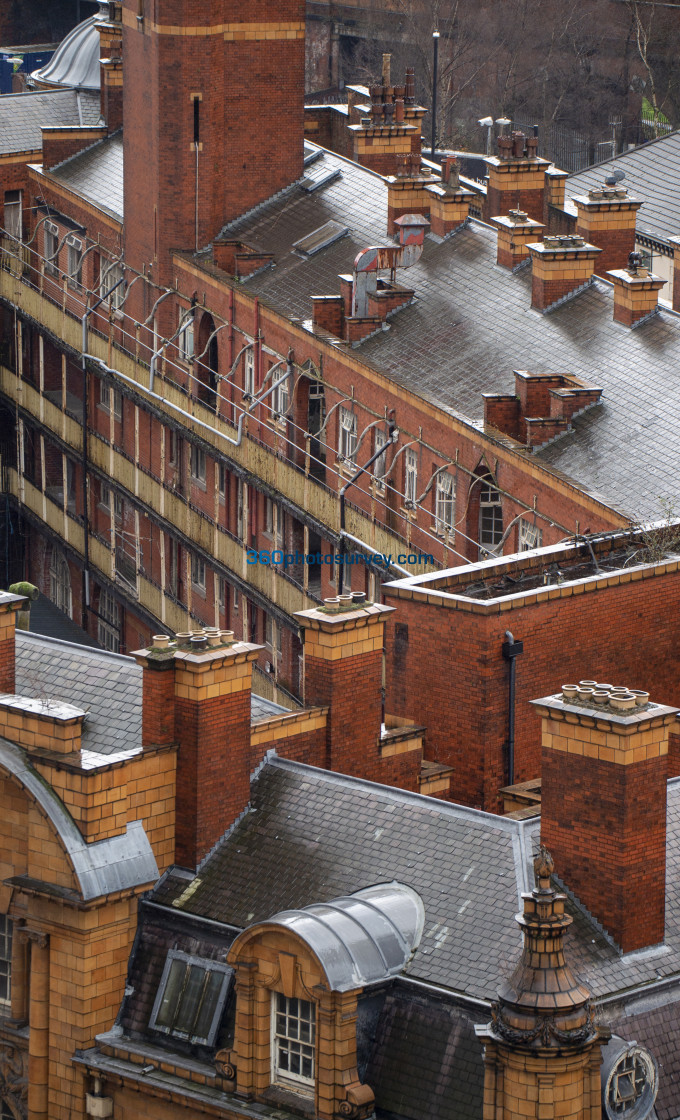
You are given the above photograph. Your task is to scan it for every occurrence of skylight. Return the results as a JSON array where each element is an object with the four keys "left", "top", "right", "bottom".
[{"left": 293, "top": 220, "right": 349, "bottom": 257}]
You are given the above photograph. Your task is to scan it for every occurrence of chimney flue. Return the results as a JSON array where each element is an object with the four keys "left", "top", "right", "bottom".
[{"left": 533, "top": 682, "right": 678, "bottom": 953}]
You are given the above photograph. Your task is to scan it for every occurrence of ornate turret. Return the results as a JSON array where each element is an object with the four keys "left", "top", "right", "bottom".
[{"left": 476, "top": 847, "right": 608, "bottom": 1120}]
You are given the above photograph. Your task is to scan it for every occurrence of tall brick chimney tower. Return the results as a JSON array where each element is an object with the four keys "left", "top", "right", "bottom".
[
  {"left": 533, "top": 681, "right": 678, "bottom": 953},
  {"left": 122, "top": 0, "right": 305, "bottom": 280}
]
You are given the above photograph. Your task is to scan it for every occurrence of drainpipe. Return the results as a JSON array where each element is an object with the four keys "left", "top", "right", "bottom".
[
  {"left": 81, "top": 273, "right": 126, "bottom": 624},
  {"left": 338, "top": 419, "right": 396, "bottom": 594},
  {"left": 501, "top": 630, "right": 524, "bottom": 787}
]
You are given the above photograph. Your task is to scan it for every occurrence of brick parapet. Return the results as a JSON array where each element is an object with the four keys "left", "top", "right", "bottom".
[
  {"left": 0, "top": 695, "right": 85, "bottom": 754},
  {"left": 384, "top": 545, "right": 680, "bottom": 812}
]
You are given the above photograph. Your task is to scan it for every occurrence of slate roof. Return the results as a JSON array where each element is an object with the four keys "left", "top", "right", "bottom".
[
  {"left": 0, "top": 88, "right": 101, "bottom": 155},
  {"left": 220, "top": 144, "right": 680, "bottom": 520},
  {"left": 365, "top": 990, "right": 485, "bottom": 1120},
  {"left": 13, "top": 630, "right": 287, "bottom": 757},
  {"left": 152, "top": 757, "right": 680, "bottom": 1006},
  {"left": 606, "top": 991, "right": 680, "bottom": 1120},
  {"left": 50, "top": 131, "right": 124, "bottom": 221},
  {"left": 15, "top": 629, "right": 141, "bottom": 755},
  {"left": 567, "top": 130, "right": 680, "bottom": 243}
]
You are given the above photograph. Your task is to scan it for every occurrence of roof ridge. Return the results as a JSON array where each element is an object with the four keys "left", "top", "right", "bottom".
[
  {"left": 267, "top": 754, "right": 522, "bottom": 829},
  {"left": 16, "top": 628, "right": 136, "bottom": 666}
]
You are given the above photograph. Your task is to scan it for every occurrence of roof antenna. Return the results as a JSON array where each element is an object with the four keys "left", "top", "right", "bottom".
[{"left": 604, "top": 168, "right": 625, "bottom": 188}]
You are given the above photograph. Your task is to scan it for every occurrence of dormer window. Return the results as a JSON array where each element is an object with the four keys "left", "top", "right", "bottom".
[
  {"left": 149, "top": 950, "right": 232, "bottom": 1047},
  {"left": 272, "top": 993, "right": 316, "bottom": 1094}
]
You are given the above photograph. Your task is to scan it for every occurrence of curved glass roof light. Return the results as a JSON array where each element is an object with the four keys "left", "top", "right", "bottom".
[
  {"left": 30, "top": 6, "right": 107, "bottom": 92},
  {"left": 264, "top": 882, "right": 425, "bottom": 992}
]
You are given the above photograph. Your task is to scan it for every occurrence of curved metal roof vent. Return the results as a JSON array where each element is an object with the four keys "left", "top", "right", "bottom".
[
  {"left": 267, "top": 882, "right": 425, "bottom": 991},
  {"left": 30, "top": 10, "right": 104, "bottom": 92}
]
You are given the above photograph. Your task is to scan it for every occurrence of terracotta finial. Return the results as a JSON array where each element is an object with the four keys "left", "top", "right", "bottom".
[{"left": 533, "top": 844, "right": 554, "bottom": 893}]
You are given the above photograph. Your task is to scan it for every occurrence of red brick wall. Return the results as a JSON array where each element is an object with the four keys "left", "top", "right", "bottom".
[
  {"left": 174, "top": 690, "right": 251, "bottom": 868},
  {"left": 485, "top": 184, "right": 545, "bottom": 225},
  {"left": 141, "top": 660, "right": 175, "bottom": 748},
  {"left": 305, "top": 648, "right": 382, "bottom": 774},
  {"left": 575, "top": 221, "right": 637, "bottom": 278},
  {"left": 0, "top": 635, "right": 15, "bottom": 694},
  {"left": 531, "top": 273, "right": 590, "bottom": 311},
  {"left": 253, "top": 728, "right": 326, "bottom": 768},
  {"left": 122, "top": 0, "right": 305, "bottom": 279},
  {"left": 541, "top": 748, "right": 666, "bottom": 952},
  {"left": 385, "top": 563, "right": 680, "bottom": 812}
]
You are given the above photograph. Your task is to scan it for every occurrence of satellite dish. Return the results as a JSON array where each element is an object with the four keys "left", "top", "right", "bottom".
[{"left": 604, "top": 168, "right": 626, "bottom": 187}]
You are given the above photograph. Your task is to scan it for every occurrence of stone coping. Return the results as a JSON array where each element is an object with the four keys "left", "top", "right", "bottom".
[
  {"left": 295, "top": 602, "right": 394, "bottom": 630},
  {"left": 0, "top": 693, "right": 85, "bottom": 723},
  {"left": 530, "top": 692, "right": 678, "bottom": 728},
  {"left": 384, "top": 535, "right": 680, "bottom": 614}
]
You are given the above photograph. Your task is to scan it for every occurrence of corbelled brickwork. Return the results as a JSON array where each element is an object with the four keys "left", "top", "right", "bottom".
[
  {"left": 491, "top": 211, "right": 544, "bottom": 270},
  {"left": 608, "top": 265, "right": 666, "bottom": 327},
  {"left": 528, "top": 237, "right": 601, "bottom": 311},
  {"left": 174, "top": 642, "right": 259, "bottom": 869},
  {"left": 573, "top": 190, "right": 642, "bottom": 277},
  {"left": 485, "top": 156, "right": 551, "bottom": 225},
  {"left": 535, "top": 690, "right": 677, "bottom": 952}
]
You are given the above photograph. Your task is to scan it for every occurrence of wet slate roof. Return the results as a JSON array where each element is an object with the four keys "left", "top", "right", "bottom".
[
  {"left": 152, "top": 758, "right": 680, "bottom": 1005},
  {"left": 15, "top": 629, "right": 141, "bottom": 755},
  {"left": 567, "top": 130, "right": 680, "bottom": 243},
  {"left": 365, "top": 990, "right": 485, "bottom": 1120},
  {"left": 14, "top": 630, "right": 287, "bottom": 757},
  {"left": 0, "top": 88, "right": 101, "bottom": 155},
  {"left": 50, "top": 131, "right": 124, "bottom": 221},
  {"left": 222, "top": 144, "right": 680, "bottom": 520},
  {"left": 606, "top": 992, "right": 680, "bottom": 1120}
]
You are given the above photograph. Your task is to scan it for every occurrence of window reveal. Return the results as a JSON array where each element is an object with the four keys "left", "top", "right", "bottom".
[{"left": 271, "top": 993, "right": 316, "bottom": 1091}]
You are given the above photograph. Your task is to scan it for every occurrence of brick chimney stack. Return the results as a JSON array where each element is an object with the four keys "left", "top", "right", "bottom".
[
  {"left": 533, "top": 681, "right": 678, "bottom": 953},
  {"left": 134, "top": 631, "right": 261, "bottom": 869},
  {"left": 296, "top": 599, "right": 394, "bottom": 777},
  {"left": 491, "top": 209, "right": 544, "bottom": 270},
  {"left": 122, "top": 0, "right": 306, "bottom": 280},
  {"left": 607, "top": 253, "right": 666, "bottom": 327},
  {"left": 0, "top": 591, "right": 27, "bottom": 694},
  {"left": 572, "top": 184, "right": 642, "bottom": 277},
  {"left": 485, "top": 129, "right": 551, "bottom": 224},
  {"left": 528, "top": 235, "right": 601, "bottom": 312},
  {"left": 98, "top": 2, "right": 123, "bottom": 133}
]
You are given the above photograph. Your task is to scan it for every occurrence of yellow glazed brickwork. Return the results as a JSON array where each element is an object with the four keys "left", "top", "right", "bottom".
[
  {"left": 536, "top": 707, "right": 674, "bottom": 765},
  {"left": 122, "top": 9, "right": 305, "bottom": 39},
  {"left": 251, "top": 708, "right": 327, "bottom": 747},
  {"left": 228, "top": 925, "right": 369, "bottom": 1120},
  {"left": 0, "top": 703, "right": 83, "bottom": 754},
  {"left": 355, "top": 137, "right": 413, "bottom": 156},
  {"left": 481, "top": 1041, "right": 603, "bottom": 1120},
  {"left": 488, "top": 166, "right": 547, "bottom": 192},
  {"left": 33, "top": 746, "right": 176, "bottom": 867},
  {"left": 173, "top": 646, "right": 259, "bottom": 701},
  {"left": 530, "top": 255, "right": 598, "bottom": 281}
]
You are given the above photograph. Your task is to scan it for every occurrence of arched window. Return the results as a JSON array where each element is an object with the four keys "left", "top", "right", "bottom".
[
  {"left": 195, "top": 313, "right": 219, "bottom": 410},
  {"left": 479, "top": 474, "right": 503, "bottom": 552},
  {"left": 49, "top": 550, "right": 72, "bottom": 618}
]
